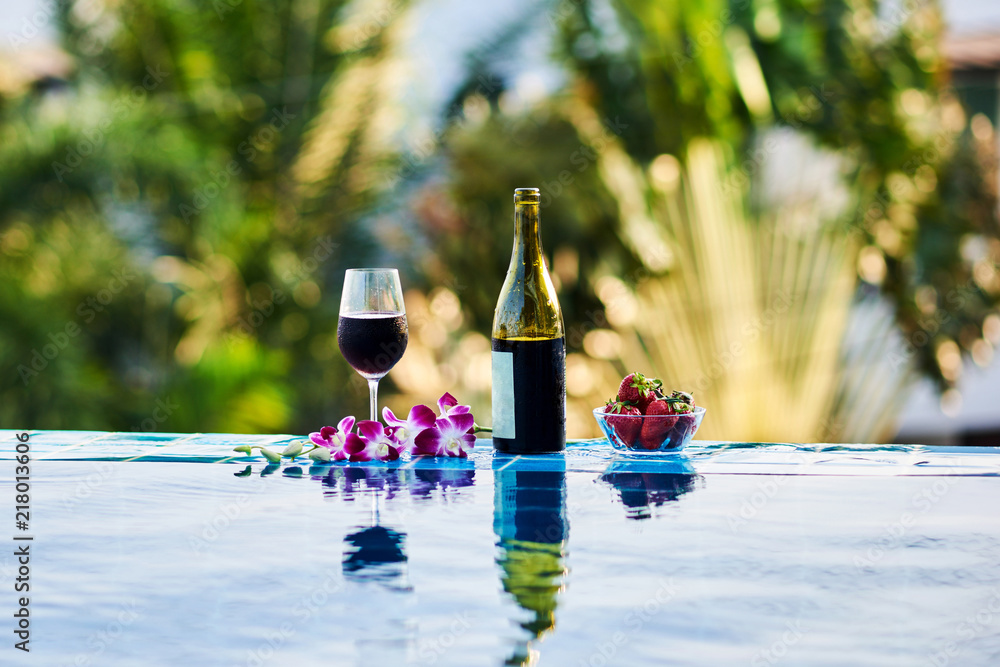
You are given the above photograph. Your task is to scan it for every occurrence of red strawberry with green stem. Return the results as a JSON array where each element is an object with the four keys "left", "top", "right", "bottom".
[
  {"left": 664, "top": 390, "right": 695, "bottom": 413},
  {"left": 616, "top": 372, "right": 662, "bottom": 413},
  {"left": 604, "top": 399, "right": 642, "bottom": 447},
  {"left": 638, "top": 391, "right": 695, "bottom": 449},
  {"left": 638, "top": 399, "right": 678, "bottom": 449}
]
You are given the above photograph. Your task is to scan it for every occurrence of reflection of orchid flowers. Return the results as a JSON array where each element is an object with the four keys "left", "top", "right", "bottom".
[
  {"left": 319, "top": 466, "right": 475, "bottom": 500},
  {"left": 235, "top": 392, "right": 482, "bottom": 463},
  {"left": 410, "top": 467, "right": 476, "bottom": 497}
]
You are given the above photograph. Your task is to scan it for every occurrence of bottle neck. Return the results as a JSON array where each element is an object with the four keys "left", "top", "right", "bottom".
[
  {"left": 493, "top": 188, "right": 563, "bottom": 340},
  {"left": 513, "top": 201, "right": 542, "bottom": 265}
]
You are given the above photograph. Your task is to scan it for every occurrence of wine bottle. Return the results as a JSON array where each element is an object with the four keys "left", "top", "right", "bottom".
[{"left": 491, "top": 187, "right": 566, "bottom": 454}]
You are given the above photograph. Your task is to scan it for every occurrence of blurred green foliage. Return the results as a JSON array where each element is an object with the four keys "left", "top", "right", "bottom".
[
  {"left": 1, "top": 0, "right": 363, "bottom": 431},
  {"left": 1, "top": 0, "right": 997, "bottom": 435}
]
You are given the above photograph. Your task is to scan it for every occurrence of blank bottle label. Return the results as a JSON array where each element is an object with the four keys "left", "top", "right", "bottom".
[{"left": 492, "top": 350, "right": 515, "bottom": 439}]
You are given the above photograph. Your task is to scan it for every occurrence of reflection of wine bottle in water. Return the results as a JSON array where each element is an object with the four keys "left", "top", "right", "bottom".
[
  {"left": 492, "top": 457, "right": 568, "bottom": 665},
  {"left": 492, "top": 188, "right": 566, "bottom": 454}
]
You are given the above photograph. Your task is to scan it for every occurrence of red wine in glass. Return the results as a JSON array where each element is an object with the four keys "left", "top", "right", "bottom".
[
  {"left": 337, "top": 312, "right": 408, "bottom": 377},
  {"left": 338, "top": 269, "right": 408, "bottom": 421}
]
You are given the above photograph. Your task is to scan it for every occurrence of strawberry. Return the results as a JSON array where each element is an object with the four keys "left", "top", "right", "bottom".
[
  {"left": 616, "top": 372, "right": 662, "bottom": 412},
  {"left": 675, "top": 413, "right": 698, "bottom": 441},
  {"left": 603, "top": 399, "right": 642, "bottom": 447},
  {"left": 638, "top": 392, "right": 695, "bottom": 449},
  {"left": 665, "top": 390, "right": 695, "bottom": 414},
  {"left": 638, "top": 399, "right": 679, "bottom": 449}
]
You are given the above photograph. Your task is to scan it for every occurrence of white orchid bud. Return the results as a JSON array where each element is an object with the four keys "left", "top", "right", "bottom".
[
  {"left": 308, "top": 447, "right": 331, "bottom": 462},
  {"left": 281, "top": 441, "right": 304, "bottom": 458},
  {"left": 259, "top": 447, "right": 282, "bottom": 463}
]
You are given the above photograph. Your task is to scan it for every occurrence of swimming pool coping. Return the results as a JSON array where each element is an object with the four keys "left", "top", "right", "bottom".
[{"left": 2, "top": 430, "right": 998, "bottom": 476}]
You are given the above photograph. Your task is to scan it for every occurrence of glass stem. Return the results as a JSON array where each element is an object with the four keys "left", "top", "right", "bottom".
[{"left": 367, "top": 378, "right": 380, "bottom": 422}]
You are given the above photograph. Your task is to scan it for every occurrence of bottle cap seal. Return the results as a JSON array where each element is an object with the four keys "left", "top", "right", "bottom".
[{"left": 514, "top": 188, "right": 540, "bottom": 204}]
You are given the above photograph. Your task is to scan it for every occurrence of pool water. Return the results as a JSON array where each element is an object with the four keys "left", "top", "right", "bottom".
[{"left": 2, "top": 433, "right": 1000, "bottom": 666}]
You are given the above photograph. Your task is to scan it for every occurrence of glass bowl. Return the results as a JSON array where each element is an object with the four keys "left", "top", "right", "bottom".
[{"left": 592, "top": 406, "right": 706, "bottom": 453}]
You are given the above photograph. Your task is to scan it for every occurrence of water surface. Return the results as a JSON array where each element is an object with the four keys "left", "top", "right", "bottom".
[{"left": 1, "top": 434, "right": 999, "bottom": 666}]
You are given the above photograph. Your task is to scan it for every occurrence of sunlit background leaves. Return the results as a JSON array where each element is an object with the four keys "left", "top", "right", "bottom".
[{"left": 1, "top": 0, "right": 998, "bottom": 441}]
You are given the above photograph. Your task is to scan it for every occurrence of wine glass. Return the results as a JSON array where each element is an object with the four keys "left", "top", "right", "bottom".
[{"left": 337, "top": 269, "right": 408, "bottom": 422}]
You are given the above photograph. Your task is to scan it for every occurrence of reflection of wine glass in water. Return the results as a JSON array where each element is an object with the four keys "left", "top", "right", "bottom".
[
  {"left": 343, "top": 525, "right": 409, "bottom": 586},
  {"left": 599, "top": 458, "right": 700, "bottom": 520},
  {"left": 342, "top": 485, "right": 412, "bottom": 592},
  {"left": 326, "top": 465, "right": 477, "bottom": 592},
  {"left": 492, "top": 456, "right": 568, "bottom": 667},
  {"left": 337, "top": 268, "right": 408, "bottom": 422}
]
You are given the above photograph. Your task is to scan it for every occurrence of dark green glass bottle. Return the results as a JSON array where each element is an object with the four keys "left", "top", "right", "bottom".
[{"left": 491, "top": 188, "right": 566, "bottom": 454}]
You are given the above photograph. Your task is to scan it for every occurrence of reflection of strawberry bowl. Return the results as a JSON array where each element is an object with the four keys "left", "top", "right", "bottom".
[{"left": 593, "top": 406, "right": 706, "bottom": 453}]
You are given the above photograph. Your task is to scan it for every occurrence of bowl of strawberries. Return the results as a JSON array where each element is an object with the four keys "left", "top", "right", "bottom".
[{"left": 593, "top": 372, "right": 705, "bottom": 453}]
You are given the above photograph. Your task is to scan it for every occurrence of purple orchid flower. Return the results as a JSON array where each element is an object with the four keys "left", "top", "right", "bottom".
[
  {"left": 355, "top": 420, "right": 402, "bottom": 462},
  {"left": 309, "top": 416, "right": 356, "bottom": 461},
  {"left": 382, "top": 404, "right": 437, "bottom": 454},
  {"left": 437, "top": 392, "right": 471, "bottom": 418},
  {"left": 413, "top": 413, "right": 476, "bottom": 458}
]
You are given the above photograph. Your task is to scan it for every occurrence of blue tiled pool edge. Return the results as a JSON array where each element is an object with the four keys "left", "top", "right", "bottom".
[{"left": 2, "top": 430, "right": 998, "bottom": 476}]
